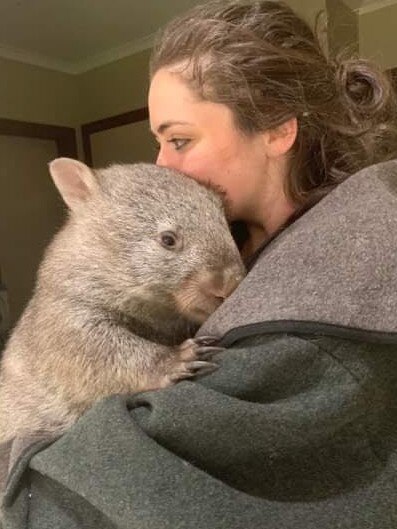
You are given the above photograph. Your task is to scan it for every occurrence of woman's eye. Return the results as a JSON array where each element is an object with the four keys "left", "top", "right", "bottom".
[{"left": 168, "top": 138, "right": 190, "bottom": 151}]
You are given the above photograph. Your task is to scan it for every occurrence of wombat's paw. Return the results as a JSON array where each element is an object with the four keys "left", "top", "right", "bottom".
[
  {"left": 178, "top": 336, "right": 225, "bottom": 362},
  {"left": 166, "top": 336, "right": 225, "bottom": 383}
]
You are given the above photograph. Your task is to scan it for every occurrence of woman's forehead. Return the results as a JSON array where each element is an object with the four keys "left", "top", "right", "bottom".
[{"left": 149, "top": 70, "right": 235, "bottom": 132}]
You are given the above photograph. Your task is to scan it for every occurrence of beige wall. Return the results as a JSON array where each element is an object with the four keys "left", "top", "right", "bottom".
[
  {"left": 3, "top": 0, "right": 397, "bottom": 139},
  {"left": 0, "top": 1, "right": 325, "bottom": 135},
  {"left": 0, "top": 51, "right": 151, "bottom": 162},
  {"left": 78, "top": 49, "right": 151, "bottom": 124},
  {"left": 0, "top": 49, "right": 150, "bottom": 151},
  {"left": 0, "top": 1, "right": 396, "bottom": 165},
  {"left": 90, "top": 120, "right": 155, "bottom": 167},
  {"left": 0, "top": 56, "right": 80, "bottom": 127},
  {"left": 0, "top": 135, "right": 62, "bottom": 327},
  {"left": 359, "top": 3, "right": 397, "bottom": 69},
  {"left": 59, "top": 0, "right": 328, "bottom": 127}
]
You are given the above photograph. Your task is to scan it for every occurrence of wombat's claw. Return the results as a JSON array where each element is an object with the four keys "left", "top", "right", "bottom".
[
  {"left": 194, "top": 346, "right": 225, "bottom": 360},
  {"left": 168, "top": 361, "right": 219, "bottom": 382},
  {"left": 178, "top": 337, "right": 219, "bottom": 353},
  {"left": 193, "top": 335, "right": 220, "bottom": 346},
  {"left": 188, "top": 360, "right": 219, "bottom": 373},
  {"left": 167, "top": 337, "right": 224, "bottom": 384},
  {"left": 178, "top": 337, "right": 224, "bottom": 358}
]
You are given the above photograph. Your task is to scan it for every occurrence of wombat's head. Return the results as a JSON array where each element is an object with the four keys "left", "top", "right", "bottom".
[{"left": 47, "top": 158, "right": 245, "bottom": 324}]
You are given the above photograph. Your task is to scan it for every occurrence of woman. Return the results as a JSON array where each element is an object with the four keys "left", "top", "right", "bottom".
[{"left": 2, "top": 1, "right": 397, "bottom": 528}]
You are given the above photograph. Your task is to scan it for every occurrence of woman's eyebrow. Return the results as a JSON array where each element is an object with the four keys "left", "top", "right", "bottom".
[{"left": 157, "top": 120, "right": 192, "bottom": 134}]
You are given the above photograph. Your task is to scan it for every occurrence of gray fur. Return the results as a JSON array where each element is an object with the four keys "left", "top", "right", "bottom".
[{"left": 0, "top": 160, "right": 244, "bottom": 444}]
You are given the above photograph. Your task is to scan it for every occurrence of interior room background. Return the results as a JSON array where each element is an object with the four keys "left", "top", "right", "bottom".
[{"left": 0, "top": 0, "right": 396, "bottom": 338}]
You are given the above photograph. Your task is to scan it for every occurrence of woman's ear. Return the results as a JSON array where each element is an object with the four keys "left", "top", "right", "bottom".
[{"left": 263, "top": 117, "right": 298, "bottom": 158}]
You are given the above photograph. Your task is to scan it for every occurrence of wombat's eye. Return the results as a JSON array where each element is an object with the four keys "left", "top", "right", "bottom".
[{"left": 159, "top": 230, "right": 179, "bottom": 249}]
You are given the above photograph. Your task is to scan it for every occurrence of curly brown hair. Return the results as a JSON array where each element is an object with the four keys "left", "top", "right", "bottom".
[{"left": 150, "top": 0, "right": 397, "bottom": 207}]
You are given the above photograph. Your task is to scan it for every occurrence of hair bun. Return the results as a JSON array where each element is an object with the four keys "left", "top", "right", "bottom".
[{"left": 335, "top": 57, "right": 388, "bottom": 119}]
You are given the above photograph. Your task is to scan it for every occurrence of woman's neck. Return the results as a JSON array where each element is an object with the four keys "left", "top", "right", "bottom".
[
  {"left": 240, "top": 224, "right": 267, "bottom": 260},
  {"left": 241, "top": 196, "right": 297, "bottom": 259}
]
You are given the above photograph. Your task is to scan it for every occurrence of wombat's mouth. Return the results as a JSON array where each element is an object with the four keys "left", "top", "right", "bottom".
[
  {"left": 173, "top": 265, "right": 244, "bottom": 323},
  {"left": 184, "top": 297, "right": 224, "bottom": 324}
]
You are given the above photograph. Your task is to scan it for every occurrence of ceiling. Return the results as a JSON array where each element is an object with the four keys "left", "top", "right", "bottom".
[
  {"left": 343, "top": 0, "right": 397, "bottom": 12},
  {"left": 0, "top": 0, "right": 203, "bottom": 74},
  {"left": 0, "top": 0, "right": 396, "bottom": 75}
]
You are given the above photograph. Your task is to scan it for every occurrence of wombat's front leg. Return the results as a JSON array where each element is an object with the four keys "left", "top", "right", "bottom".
[
  {"left": 38, "top": 325, "right": 225, "bottom": 404},
  {"left": 126, "top": 335, "right": 224, "bottom": 392},
  {"left": 0, "top": 330, "right": 225, "bottom": 441}
]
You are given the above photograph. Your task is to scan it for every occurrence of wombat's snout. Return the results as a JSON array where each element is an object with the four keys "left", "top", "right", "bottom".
[
  {"left": 174, "top": 264, "right": 245, "bottom": 324},
  {"left": 199, "top": 268, "right": 243, "bottom": 301}
]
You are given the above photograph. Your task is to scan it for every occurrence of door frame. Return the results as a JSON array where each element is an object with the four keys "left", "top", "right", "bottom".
[
  {"left": 81, "top": 106, "right": 148, "bottom": 166},
  {"left": 0, "top": 118, "right": 77, "bottom": 158}
]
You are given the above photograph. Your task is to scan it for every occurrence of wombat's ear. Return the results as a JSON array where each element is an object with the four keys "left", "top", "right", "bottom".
[{"left": 48, "top": 158, "right": 98, "bottom": 211}]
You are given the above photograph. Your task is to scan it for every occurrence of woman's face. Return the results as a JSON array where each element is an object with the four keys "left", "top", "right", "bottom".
[{"left": 148, "top": 68, "right": 271, "bottom": 223}]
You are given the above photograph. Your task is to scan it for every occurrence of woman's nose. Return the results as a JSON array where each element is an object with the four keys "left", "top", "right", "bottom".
[
  {"left": 156, "top": 149, "right": 165, "bottom": 166},
  {"left": 156, "top": 148, "right": 178, "bottom": 170}
]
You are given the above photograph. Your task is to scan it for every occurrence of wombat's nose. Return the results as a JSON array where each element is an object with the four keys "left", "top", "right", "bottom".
[{"left": 202, "top": 267, "right": 244, "bottom": 301}]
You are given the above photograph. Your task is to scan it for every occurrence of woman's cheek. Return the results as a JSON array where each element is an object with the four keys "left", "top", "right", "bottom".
[{"left": 180, "top": 158, "right": 209, "bottom": 183}]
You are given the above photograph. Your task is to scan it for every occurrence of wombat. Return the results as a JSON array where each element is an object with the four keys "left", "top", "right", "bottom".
[{"left": 0, "top": 158, "right": 245, "bottom": 444}]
